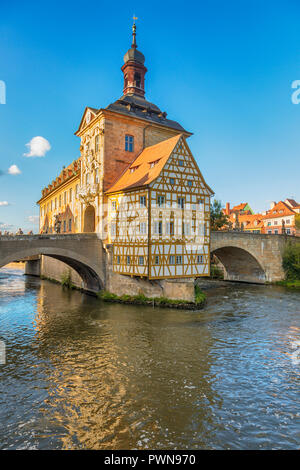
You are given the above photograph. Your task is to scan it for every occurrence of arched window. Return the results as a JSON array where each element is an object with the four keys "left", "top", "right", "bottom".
[
  {"left": 95, "top": 135, "right": 100, "bottom": 153},
  {"left": 134, "top": 72, "right": 141, "bottom": 88}
]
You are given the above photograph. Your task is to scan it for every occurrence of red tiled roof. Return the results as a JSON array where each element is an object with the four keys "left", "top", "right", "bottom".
[
  {"left": 106, "top": 134, "right": 182, "bottom": 193},
  {"left": 262, "top": 201, "right": 296, "bottom": 220},
  {"left": 285, "top": 198, "right": 299, "bottom": 208},
  {"left": 231, "top": 203, "right": 247, "bottom": 212}
]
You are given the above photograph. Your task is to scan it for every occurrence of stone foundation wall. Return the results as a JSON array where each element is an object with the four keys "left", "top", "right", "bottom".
[
  {"left": 104, "top": 245, "right": 195, "bottom": 302},
  {"left": 40, "top": 255, "right": 83, "bottom": 289},
  {"left": 106, "top": 270, "right": 195, "bottom": 302}
]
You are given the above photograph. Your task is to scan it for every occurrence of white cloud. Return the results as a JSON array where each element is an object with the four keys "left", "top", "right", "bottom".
[
  {"left": 8, "top": 164, "right": 21, "bottom": 175},
  {"left": 24, "top": 136, "right": 51, "bottom": 157},
  {"left": 0, "top": 201, "right": 10, "bottom": 206},
  {"left": 28, "top": 215, "right": 39, "bottom": 224}
]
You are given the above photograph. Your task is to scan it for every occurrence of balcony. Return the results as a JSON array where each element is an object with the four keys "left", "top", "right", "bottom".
[{"left": 77, "top": 183, "right": 99, "bottom": 204}]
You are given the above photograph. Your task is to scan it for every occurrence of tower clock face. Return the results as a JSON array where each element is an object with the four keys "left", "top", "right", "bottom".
[{"left": 86, "top": 111, "right": 91, "bottom": 124}]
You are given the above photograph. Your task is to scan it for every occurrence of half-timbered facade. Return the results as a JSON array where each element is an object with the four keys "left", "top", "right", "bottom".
[{"left": 107, "top": 134, "right": 213, "bottom": 279}]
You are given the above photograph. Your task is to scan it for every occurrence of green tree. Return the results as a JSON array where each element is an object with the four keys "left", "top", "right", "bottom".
[
  {"left": 210, "top": 199, "right": 230, "bottom": 231},
  {"left": 295, "top": 214, "right": 300, "bottom": 235},
  {"left": 282, "top": 243, "right": 300, "bottom": 280}
]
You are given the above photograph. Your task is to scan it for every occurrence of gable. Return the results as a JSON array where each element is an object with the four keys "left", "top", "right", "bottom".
[
  {"left": 150, "top": 137, "right": 214, "bottom": 196},
  {"left": 75, "top": 107, "right": 99, "bottom": 135}
]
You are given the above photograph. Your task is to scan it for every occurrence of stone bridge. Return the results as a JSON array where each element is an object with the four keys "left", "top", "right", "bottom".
[
  {"left": 211, "top": 231, "right": 298, "bottom": 283},
  {"left": 0, "top": 232, "right": 298, "bottom": 292},
  {"left": 0, "top": 233, "right": 106, "bottom": 293}
]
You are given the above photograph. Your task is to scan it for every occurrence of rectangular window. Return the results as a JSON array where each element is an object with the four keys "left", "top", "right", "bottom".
[
  {"left": 169, "top": 255, "right": 175, "bottom": 265},
  {"left": 166, "top": 222, "right": 174, "bottom": 235},
  {"left": 267, "top": 222, "right": 271, "bottom": 226},
  {"left": 286, "top": 229, "right": 291, "bottom": 234},
  {"left": 183, "top": 223, "right": 190, "bottom": 236},
  {"left": 64, "top": 192, "right": 67, "bottom": 205},
  {"left": 154, "top": 221, "right": 162, "bottom": 235},
  {"left": 169, "top": 177, "right": 175, "bottom": 185},
  {"left": 197, "top": 255, "right": 203, "bottom": 264},
  {"left": 155, "top": 255, "right": 160, "bottom": 265},
  {"left": 125, "top": 135, "right": 134, "bottom": 152},
  {"left": 198, "top": 199, "right": 204, "bottom": 210},
  {"left": 268, "top": 230, "right": 272, "bottom": 234},
  {"left": 176, "top": 255, "right": 182, "bottom": 265},
  {"left": 63, "top": 220, "right": 66, "bottom": 232},
  {"left": 55, "top": 198, "right": 57, "bottom": 209},
  {"left": 187, "top": 180, "right": 192, "bottom": 187},
  {"left": 117, "top": 255, "right": 120, "bottom": 264},
  {"left": 111, "top": 223, "right": 116, "bottom": 236},
  {"left": 138, "top": 256, "right": 144, "bottom": 265},
  {"left": 140, "top": 195, "right": 146, "bottom": 207},
  {"left": 286, "top": 219, "right": 290, "bottom": 224},
  {"left": 59, "top": 195, "right": 62, "bottom": 207},
  {"left": 140, "top": 222, "right": 147, "bottom": 234},
  {"left": 95, "top": 169, "right": 100, "bottom": 183},
  {"left": 274, "top": 229, "right": 278, "bottom": 234},
  {"left": 179, "top": 159, "right": 184, "bottom": 167},
  {"left": 69, "top": 188, "right": 72, "bottom": 202},
  {"left": 76, "top": 184, "right": 79, "bottom": 197},
  {"left": 126, "top": 256, "right": 130, "bottom": 265},
  {"left": 112, "top": 200, "right": 117, "bottom": 211},
  {"left": 274, "top": 221, "right": 278, "bottom": 225},
  {"left": 199, "top": 223, "right": 205, "bottom": 236},
  {"left": 68, "top": 218, "right": 72, "bottom": 231},
  {"left": 178, "top": 197, "right": 185, "bottom": 209},
  {"left": 157, "top": 195, "right": 165, "bottom": 207}
]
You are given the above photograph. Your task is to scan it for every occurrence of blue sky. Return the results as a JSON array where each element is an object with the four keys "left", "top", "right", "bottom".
[{"left": 1, "top": 0, "right": 300, "bottom": 232}]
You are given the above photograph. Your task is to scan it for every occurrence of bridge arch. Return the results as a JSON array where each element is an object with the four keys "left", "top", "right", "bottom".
[
  {"left": 211, "top": 245, "right": 267, "bottom": 283},
  {"left": 0, "top": 242, "right": 104, "bottom": 293}
]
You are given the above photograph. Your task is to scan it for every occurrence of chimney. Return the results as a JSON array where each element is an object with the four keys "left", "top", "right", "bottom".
[
  {"left": 225, "top": 202, "right": 230, "bottom": 215},
  {"left": 270, "top": 201, "right": 276, "bottom": 209}
]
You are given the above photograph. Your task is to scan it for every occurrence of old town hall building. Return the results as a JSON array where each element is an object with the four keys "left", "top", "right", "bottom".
[{"left": 38, "top": 23, "right": 214, "bottom": 279}]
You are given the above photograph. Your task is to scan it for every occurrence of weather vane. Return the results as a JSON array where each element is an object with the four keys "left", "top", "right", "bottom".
[{"left": 133, "top": 15, "right": 138, "bottom": 25}]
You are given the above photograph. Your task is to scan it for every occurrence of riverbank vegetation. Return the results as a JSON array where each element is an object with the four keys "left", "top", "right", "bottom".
[
  {"left": 61, "top": 271, "right": 75, "bottom": 289},
  {"left": 98, "top": 286, "right": 206, "bottom": 310},
  {"left": 280, "top": 242, "right": 300, "bottom": 289}
]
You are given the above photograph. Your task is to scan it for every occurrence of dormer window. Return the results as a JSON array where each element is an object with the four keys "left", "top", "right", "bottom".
[
  {"left": 150, "top": 159, "right": 160, "bottom": 168},
  {"left": 125, "top": 135, "right": 134, "bottom": 152},
  {"left": 130, "top": 165, "right": 139, "bottom": 173}
]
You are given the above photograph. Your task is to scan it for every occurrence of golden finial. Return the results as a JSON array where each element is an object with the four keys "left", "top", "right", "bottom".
[{"left": 132, "top": 15, "right": 138, "bottom": 48}]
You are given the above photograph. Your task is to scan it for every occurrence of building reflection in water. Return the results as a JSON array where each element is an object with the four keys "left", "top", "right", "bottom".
[{"left": 32, "top": 280, "right": 217, "bottom": 449}]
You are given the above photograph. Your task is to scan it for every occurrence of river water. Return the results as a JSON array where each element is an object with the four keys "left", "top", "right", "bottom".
[{"left": 0, "top": 265, "right": 299, "bottom": 450}]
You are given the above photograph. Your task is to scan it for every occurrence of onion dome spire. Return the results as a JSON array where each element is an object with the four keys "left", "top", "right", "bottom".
[{"left": 121, "top": 17, "right": 147, "bottom": 97}]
